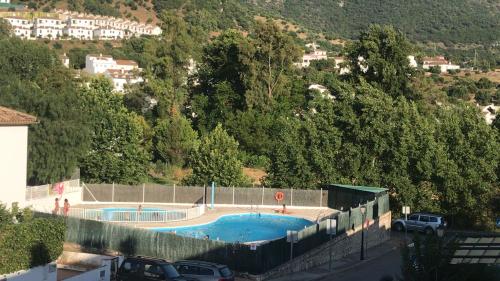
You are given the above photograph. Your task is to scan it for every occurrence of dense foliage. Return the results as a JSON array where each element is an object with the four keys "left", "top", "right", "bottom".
[
  {"left": 0, "top": 33, "right": 90, "bottom": 185},
  {"left": 0, "top": 206, "right": 65, "bottom": 274},
  {"left": 249, "top": 0, "right": 500, "bottom": 44}
]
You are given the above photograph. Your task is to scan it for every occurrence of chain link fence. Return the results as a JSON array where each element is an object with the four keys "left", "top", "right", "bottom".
[{"left": 83, "top": 183, "right": 328, "bottom": 207}]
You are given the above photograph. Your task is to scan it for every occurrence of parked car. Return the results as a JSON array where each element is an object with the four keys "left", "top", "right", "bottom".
[
  {"left": 174, "top": 260, "right": 235, "bottom": 281},
  {"left": 117, "top": 256, "right": 198, "bottom": 281},
  {"left": 392, "top": 213, "right": 447, "bottom": 234}
]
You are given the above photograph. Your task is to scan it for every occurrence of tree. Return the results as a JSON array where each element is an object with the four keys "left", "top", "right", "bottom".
[
  {"left": 154, "top": 115, "right": 199, "bottom": 166},
  {"left": 79, "top": 78, "right": 150, "bottom": 184},
  {"left": 347, "top": 25, "right": 418, "bottom": 99},
  {"left": 0, "top": 37, "right": 90, "bottom": 184},
  {"left": 184, "top": 124, "right": 247, "bottom": 186},
  {"left": 0, "top": 19, "right": 11, "bottom": 38}
]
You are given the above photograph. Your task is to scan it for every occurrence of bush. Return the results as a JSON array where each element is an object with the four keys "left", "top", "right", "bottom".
[
  {"left": 0, "top": 214, "right": 65, "bottom": 274},
  {"left": 475, "top": 90, "right": 492, "bottom": 106},
  {"left": 476, "top": 77, "right": 495, "bottom": 89},
  {"left": 53, "top": 42, "right": 62, "bottom": 49}
]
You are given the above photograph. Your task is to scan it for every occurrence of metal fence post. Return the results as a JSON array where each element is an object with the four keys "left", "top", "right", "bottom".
[
  {"left": 261, "top": 186, "right": 264, "bottom": 206},
  {"left": 142, "top": 183, "right": 145, "bottom": 203},
  {"left": 290, "top": 188, "right": 293, "bottom": 206},
  {"left": 173, "top": 184, "right": 176, "bottom": 204},
  {"left": 320, "top": 188, "right": 323, "bottom": 208},
  {"left": 112, "top": 182, "right": 115, "bottom": 202},
  {"left": 232, "top": 186, "right": 235, "bottom": 205}
]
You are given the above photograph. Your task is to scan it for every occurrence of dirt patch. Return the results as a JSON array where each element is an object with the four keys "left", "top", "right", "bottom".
[{"left": 243, "top": 167, "right": 267, "bottom": 185}]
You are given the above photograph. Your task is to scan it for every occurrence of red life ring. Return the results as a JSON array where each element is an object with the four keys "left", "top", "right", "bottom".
[{"left": 275, "top": 191, "right": 285, "bottom": 202}]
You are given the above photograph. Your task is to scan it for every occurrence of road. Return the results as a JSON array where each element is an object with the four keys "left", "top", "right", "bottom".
[{"left": 318, "top": 246, "right": 402, "bottom": 281}]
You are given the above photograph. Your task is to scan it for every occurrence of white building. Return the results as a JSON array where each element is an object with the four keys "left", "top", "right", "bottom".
[
  {"left": 0, "top": 106, "right": 36, "bottom": 209},
  {"left": 84, "top": 54, "right": 142, "bottom": 92},
  {"left": 422, "top": 56, "right": 460, "bottom": 73},
  {"left": 33, "top": 17, "right": 64, "bottom": 39},
  {"left": 481, "top": 104, "right": 498, "bottom": 125},
  {"left": 64, "top": 16, "right": 95, "bottom": 39},
  {"left": 61, "top": 53, "right": 69, "bottom": 68},
  {"left": 4, "top": 16, "right": 32, "bottom": 39},
  {"left": 295, "top": 43, "right": 328, "bottom": 68},
  {"left": 93, "top": 26, "right": 124, "bottom": 40},
  {"left": 0, "top": 0, "right": 11, "bottom": 3},
  {"left": 105, "top": 69, "right": 144, "bottom": 92},
  {"left": 408, "top": 55, "right": 418, "bottom": 68}
]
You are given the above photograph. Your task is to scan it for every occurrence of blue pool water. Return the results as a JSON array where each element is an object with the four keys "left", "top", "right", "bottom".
[
  {"left": 151, "top": 213, "right": 313, "bottom": 243},
  {"left": 100, "top": 207, "right": 185, "bottom": 221}
]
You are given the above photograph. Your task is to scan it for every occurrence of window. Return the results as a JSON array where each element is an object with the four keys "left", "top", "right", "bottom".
[
  {"left": 176, "top": 265, "right": 198, "bottom": 275},
  {"left": 121, "top": 260, "right": 140, "bottom": 273},
  {"left": 429, "top": 217, "right": 438, "bottom": 223},
  {"left": 199, "top": 267, "right": 214, "bottom": 276},
  {"left": 408, "top": 215, "right": 418, "bottom": 221},
  {"left": 419, "top": 216, "right": 429, "bottom": 222},
  {"left": 161, "top": 264, "right": 180, "bottom": 278},
  {"left": 144, "top": 264, "right": 163, "bottom": 279}
]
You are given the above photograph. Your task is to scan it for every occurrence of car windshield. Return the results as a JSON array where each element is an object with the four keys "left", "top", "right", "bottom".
[
  {"left": 162, "top": 264, "right": 181, "bottom": 278},
  {"left": 220, "top": 267, "right": 232, "bottom": 277}
]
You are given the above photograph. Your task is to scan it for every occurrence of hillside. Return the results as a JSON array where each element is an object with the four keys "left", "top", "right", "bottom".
[{"left": 247, "top": 0, "right": 500, "bottom": 45}]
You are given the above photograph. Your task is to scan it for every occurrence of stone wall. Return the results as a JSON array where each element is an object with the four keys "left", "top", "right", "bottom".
[{"left": 258, "top": 212, "right": 392, "bottom": 281}]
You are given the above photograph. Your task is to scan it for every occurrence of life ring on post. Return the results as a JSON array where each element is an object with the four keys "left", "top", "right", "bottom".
[{"left": 274, "top": 191, "right": 285, "bottom": 202}]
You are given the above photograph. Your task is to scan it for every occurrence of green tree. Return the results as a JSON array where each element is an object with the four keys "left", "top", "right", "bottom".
[
  {"left": 79, "top": 78, "right": 150, "bottom": 184},
  {"left": 347, "top": 25, "right": 418, "bottom": 99},
  {"left": 154, "top": 115, "right": 199, "bottom": 166},
  {"left": 0, "top": 37, "right": 90, "bottom": 184},
  {"left": 184, "top": 124, "right": 246, "bottom": 186}
]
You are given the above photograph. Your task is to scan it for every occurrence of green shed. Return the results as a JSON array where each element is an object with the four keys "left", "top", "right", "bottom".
[{"left": 326, "top": 184, "right": 387, "bottom": 211}]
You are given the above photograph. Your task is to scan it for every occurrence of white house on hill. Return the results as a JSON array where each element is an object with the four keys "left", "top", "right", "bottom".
[
  {"left": 423, "top": 56, "right": 460, "bottom": 73},
  {"left": 0, "top": 106, "right": 36, "bottom": 209},
  {"left": 295, "top": 43, "right": 328, "bottom": 68},
  {"left": 84, "top": 54, "right": 142, "bottom": 92}
]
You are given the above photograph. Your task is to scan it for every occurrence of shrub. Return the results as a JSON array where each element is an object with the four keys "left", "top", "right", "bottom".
[
  {"left": 0, "top": 215, "right": 65, "bottom": 274},
  {"left": 475, "top": 90, "right": 492, "bottom": 106},
  {"left": 53, "top": 42, "right": 62, "bottom": 49}
]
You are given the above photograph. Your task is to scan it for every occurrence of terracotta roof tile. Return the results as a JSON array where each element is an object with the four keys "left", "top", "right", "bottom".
[
  {"left": 115, "top": 59, "right": 138, "bottom": 66},
  {"left": 0, "top": 106, "right": 37, "bottom": 126}
]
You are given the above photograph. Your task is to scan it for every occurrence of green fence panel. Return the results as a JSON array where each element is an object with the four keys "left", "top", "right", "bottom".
[
  {"left": 378, "top": 193, "right": 389, "bottom": 217},
  {"left": 350, "top": 206, "right": 362, "bottom": 229},
  {"left": 337, "top": 210, "right": 349, "bottom": 234},
  {"left": 366, "top": 200, "right": 374, "bottom": 221}
]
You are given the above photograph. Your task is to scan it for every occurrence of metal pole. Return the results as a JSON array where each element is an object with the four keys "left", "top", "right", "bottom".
[
  {"left": 320, "top": 188, "right": 323, "bottom": 207},
  {"left": 112, "top": 182, "right": 115, "bottom": 202},
  {"left": 232, "top": 186, "right": 235, "bottom": 205},
  {"left": 360, "top": 212, "right": 365, "bottom": 260},
  {"left": 142, "top": 183, "right": 145, "bottom": 203},
  {"left": 211, "top": 182, "right": 215, "bottom": 209},
  {"left": 203, "top": 184, "right": 206, "bottom": 205},
  {"left": 261, "top": 186, "right": 264, "bottom": 206},
  {"left": 173, "top": 184, "right": 176, "bottom": 204},
  {"left": 290, "top": 188, "right": 293, "bottom": 206}
]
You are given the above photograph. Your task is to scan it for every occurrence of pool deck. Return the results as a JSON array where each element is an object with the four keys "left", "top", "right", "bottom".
[{"left": 72, "top": 203, "right": 338, "bottom": 228}]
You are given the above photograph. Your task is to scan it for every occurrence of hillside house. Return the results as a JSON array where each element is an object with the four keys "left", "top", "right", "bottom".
[
  {"left": 33, "top": 17, "right": 64, "bottom": 39},
  {"left": 423, "top": 56, "right": 460, "bottom": 73},
  {"left": 61, "top": 53, "right": 69, "bottom": 68},
  {"left": 295, "top": 43, "right": 328, "bottom": 68},
  {"left": 0, "top": 106, "right": 36, "bottom": 209},
  {"left": 84, "top": 54, "right": 142, "bottom": 92},
  {"left": 4, "top": 16, "right": 32, "bottom": 39}
]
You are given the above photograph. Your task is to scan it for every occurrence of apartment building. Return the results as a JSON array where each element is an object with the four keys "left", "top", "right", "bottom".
[
  {"left": 85, "top": 54, "right": 142, "bottom": 92},
  {"left": 4, "top": 16, "right": 32, "bottom": 39},
  {"left": 33, "top": 17, "right": 64, "bottom": 39}
]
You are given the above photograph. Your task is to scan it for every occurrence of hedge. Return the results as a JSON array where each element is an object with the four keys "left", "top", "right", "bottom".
[{"left": 0, "top": 218, "right": 65, "bottom": 274}]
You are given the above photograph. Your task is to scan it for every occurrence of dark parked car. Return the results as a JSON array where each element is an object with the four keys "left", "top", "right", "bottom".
[
  {"left": 118, "top": 256, "right": 198, "bottom": 281},
  {"left": 174, "top": 260, "right": 234, "bottom": 281}
]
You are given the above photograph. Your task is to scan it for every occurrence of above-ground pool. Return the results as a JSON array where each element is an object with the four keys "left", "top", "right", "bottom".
[
  {"left": 96, "top": 207, "right": 186, "bottom": 222},
  {"left": 151, "top": 213, "right": 313, "bottom": 243}
]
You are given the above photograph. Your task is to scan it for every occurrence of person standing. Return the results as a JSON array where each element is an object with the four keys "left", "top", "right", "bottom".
[
  {"left": 63, "top": 199, "right": 70, "bottom": 216},
  {"left": 53, "top": 198, "right": 60, "bottom": 215}
]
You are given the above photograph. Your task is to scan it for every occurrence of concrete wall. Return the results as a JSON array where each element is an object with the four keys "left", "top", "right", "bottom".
[
  {"left": 0, "top": 263, "right": 57, "bottom": 281},
  {"left": 0, "top": 126, "right": 28, "bottom": 209},
  {"left": 259, "top": 212, "right": 392, "bottom": 281}
]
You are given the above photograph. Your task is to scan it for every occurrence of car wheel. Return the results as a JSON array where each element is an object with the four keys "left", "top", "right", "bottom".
[
  {"left": 425, "top": 227, "right": 434, "bottom": 235},
  {"left": 394, "top": 222, "right": 404, "bottom": 232}
]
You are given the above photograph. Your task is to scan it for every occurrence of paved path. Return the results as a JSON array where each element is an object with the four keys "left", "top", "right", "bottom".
[{"left": 267, "top": 233, "right": 404, "bottom": 281}]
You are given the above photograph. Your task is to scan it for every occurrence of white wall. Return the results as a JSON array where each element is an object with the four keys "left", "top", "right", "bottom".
[
  {"left": 1, "top": 263, "right": 57, "bottom": 281},
  {"left": 0, "top": 126, "right": 28, "bottom": 209}
]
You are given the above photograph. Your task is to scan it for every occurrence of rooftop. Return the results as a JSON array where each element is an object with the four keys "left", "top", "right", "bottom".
[
  {"left": 0, "top": 106, "right": 37, "bottom": 126},
  {"left": 328, "top": 184, "right": 388, "bottom": 194},
  {"left": 115, "top": 59, "right": 138, "bottom": 66}
]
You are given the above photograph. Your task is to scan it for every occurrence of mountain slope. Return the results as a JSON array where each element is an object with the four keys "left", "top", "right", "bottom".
[{"left": 247, "top": 0, "right": 500, "bottom": 44}]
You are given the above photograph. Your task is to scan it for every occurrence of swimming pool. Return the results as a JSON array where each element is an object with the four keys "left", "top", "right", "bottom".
[{"left": 151, "top": 213, "right": 313, "bottom": 243}]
